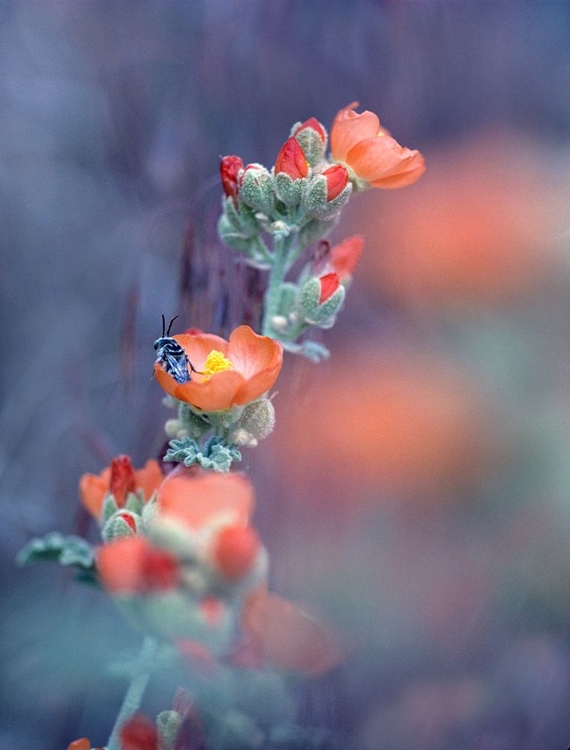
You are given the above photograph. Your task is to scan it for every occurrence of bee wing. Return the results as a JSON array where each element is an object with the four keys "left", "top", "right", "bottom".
[{"left": 163, "top": 351, "right": 191, "bottom": 384}]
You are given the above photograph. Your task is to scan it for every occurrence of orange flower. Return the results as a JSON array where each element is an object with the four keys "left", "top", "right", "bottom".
[
  {"left": 278, "top": 349, "right": 492, "bottom": 504},
  {"left": 157, "top": 467, "right": 254, "bottom": 530},
  {"left": 212, "top": 524, "right": 260, "bottom": 581},
  {"left": 120, "top": 714, "right": 158, "bottom": 750},
  {"left": 330, "top": 102, "right": 425, "bottom": 189},
  {"left": 97, "top": 535, "right": 179, "bottom": 595},
  {"left": 67, "top": 741, "right": 91, "bottom": 750},
  {"left": 154, "top": 325, "right": 283, "bottom": 412},
  {"left": 79, "top": 456, "right": 163, "bottom": 519},
  {"left": 242, "top": 589, "right": 342, "bottom": 675},
  {"left": 331, "top": 235, "right": 364, "bottom": 280}
]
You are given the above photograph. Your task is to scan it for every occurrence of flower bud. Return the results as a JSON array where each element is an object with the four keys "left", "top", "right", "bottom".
[
  {"left": 303, "top": 172, "right": 352, "bottom": 220},
  {"left": 322, "top": 164, "right": 349, "bottom": 201},
  {"left": 239, "top": 163, "right": 275, "bottom": 215},
  {"left": 293, "top": 117, "right": 327, "bottom": 166},
  {"left": 213, "top": 524, "right": 260, "bottom": 581},
  {"left": 157, "top": 710, "right": 182, "bottom": 750},
  {"left": 274, "top": 137, "right": 309, "bottom": 179},
  {"left": 297, "top": 274, "right": 345, "bottom": 326},
  {"left": 220, "top": 155, "right": 244, "bottom": 205},
  {"left": 109, "top": 455, "right": 136, "bottom": 507},
  {"left": 318, "top": 272, "right": 340, "bottom": 304},
  {"left": 238, "top": 397, "right": 276, "bottom": 441},
  {"left": 102, "top": 510, "right": 138, "bottom": 542}
]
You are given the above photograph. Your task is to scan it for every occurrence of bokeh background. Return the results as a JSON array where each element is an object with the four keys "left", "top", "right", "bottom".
[{"left": 2, "top": 1, "right": 570, "bottom": 748}]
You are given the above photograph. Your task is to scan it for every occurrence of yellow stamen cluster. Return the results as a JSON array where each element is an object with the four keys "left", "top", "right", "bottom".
[{"left": 201, "top": 350, "right": 234, "bottom": 382}]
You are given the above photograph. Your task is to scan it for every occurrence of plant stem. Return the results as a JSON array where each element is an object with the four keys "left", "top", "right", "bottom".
[
  {"left": 262, "top": 235, "right": 293, "bottom": 336},
  {"left": 106, "top": 635, "right": 158, "bottom": 750}
]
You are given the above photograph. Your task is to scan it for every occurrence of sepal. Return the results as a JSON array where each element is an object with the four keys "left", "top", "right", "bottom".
[
  {"left": 292, "top": 117, "right": 327, "bottom": 166},
  {"left": 102, "top": 510, "right": 138, "bottom": 542},
  {"left": 274, "top": 172, "right": 305, "bottom": 207},
  {"left": 304, "top": 175, "right": 352, "bottom": 220},
  {"left": 102, "top": 492, "right": 119, "bottom": 523}
]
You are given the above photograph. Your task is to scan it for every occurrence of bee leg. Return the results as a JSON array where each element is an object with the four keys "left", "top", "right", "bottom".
[{"left": 188, "top": 362, "right": 204, "bottom": 375}]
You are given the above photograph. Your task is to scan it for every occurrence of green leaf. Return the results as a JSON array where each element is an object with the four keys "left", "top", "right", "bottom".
[{"left": 17, "top": 532, "right": 96, "bottom": 571}]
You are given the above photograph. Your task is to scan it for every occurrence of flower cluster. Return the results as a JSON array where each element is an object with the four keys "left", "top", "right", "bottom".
[
  {"left": 21, "top": 102, "right": 425, "bottom": 750},
  {"left": 218, "top": 103, "right": 424, "bottom": 360}
]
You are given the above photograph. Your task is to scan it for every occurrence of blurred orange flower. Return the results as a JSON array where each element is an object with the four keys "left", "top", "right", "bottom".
[
  {"left": 97, "top": 535, "right": 179, "bottom": 595},
  {"left": 278, "top": 349, "right": 493, "bottom": 504},
  {"left": 242, "top": 588, "right": 342, "bottom": 675},
  {"left": 331, "top": 235, "right": 364, "bottom": 280},
  {"left": 157, "top": 467, "right": 254, "bottom": 530},
  {"left": 330, "top": 102, "right": 425, "bottom": 189},
  {"left": 154, "top": 325, "right": 283, "bottom": 412},
  {"left": 361, "top": 135, "right": 558, "bottom": 306},
  {"left": 67, "top": 741, "right": 92, "bottom": 750},
  {"left": 120, "top": 714, "right": 158, "bottom": 750},
  {"left": 80, "top": 455, "right": 163, "bottom": 519}
]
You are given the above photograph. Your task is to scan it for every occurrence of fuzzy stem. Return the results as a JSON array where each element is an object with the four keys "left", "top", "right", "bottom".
[
  {"left": 106, "top": 636, "right": 158, "bottom": 750},
  {"left": 262, "top": 234, "right": 294, "bottom": 336}
]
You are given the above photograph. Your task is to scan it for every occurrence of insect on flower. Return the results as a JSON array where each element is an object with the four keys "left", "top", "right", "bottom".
[{"left": 154, "top": 315, "right": 201, "bottom": 384}]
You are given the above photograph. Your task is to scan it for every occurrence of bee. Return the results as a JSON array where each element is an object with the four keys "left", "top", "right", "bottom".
[{"left": 154, "top": 315, "right": 201, "bottom": 383}]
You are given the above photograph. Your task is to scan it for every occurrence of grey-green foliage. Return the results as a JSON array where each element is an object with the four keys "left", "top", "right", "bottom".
[
  {"left": 165, "top": 436, "right": 242, "bottom": 472},
  {"left": 16, "top": 532, "right": 98, "bottom": 584}
]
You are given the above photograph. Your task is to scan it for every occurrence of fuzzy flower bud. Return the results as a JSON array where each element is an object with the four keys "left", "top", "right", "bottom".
[
  {"left": 274, "top": 137, "right": 309, "bottom": 179},
  {"left": 213, "top": 524, "right": 260, "bottom": 581},
  {"left": 293, "top": 117, "right": 327, "bottom": 166},
  {"left": 303, "top": 171, "right": 352, "bottom": 220},
  {"left": 157, "top": 710, "right": 182, "bottom": 750},
  {"left": 239, "top": 163, "right": 275, "bottom": 215},
  {"left": 297, "top": 273, "right": 345, "bottom": 326},
  {"left": 322, "top": 164, "right": 349, "bottom": 201},
  {"left": 102, "top": 510, "right": 138, "bottom": 542},
  {"left": 237, "top": 397, "right": 276, "bottom": 441},
  {"left": 220, "top": 155, "right": 244, "bottom": 204}
]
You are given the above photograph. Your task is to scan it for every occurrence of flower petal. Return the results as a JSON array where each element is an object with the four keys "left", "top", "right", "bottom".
[
  {"left": 158, "top": 467, "right": 254, "bottom": 530},
  {"left": 79, "top": 473, "right": 108, "bottom": 518},
  {"left": 227, "top": 326, "right": 282, "bottom": 376},
  {"left": 331, "top": 235, "right": 364, "bottom": 280},
  {"left": 156, "top": 365, "right": 245, "bottom": 411},
  {"left": 346, "top": 135, "right": 425, "bottom": 188},
  {"left": 176, "top": 332, "right": 229, "bottom": 370},
  {"left": 243, "top": 591, "right": 342, "bottom": 675},
  {"left": 134, "top": 459, "right": 163, "bottom": 501},
  {"left": 330, "top": 102, "right": 380, "bottom": 161}
]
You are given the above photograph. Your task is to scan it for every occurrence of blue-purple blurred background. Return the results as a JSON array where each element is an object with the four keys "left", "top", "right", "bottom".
[{"left": 3, "top": 1, "right": 570, "bottom": 748}]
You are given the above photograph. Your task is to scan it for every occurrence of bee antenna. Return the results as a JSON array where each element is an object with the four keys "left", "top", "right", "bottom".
[
  {"left": 161, "top": 314, "right": 166, "bottom": 337},
  {"left": 167, "top": 315, "right": 179, "bottom": 336}
]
